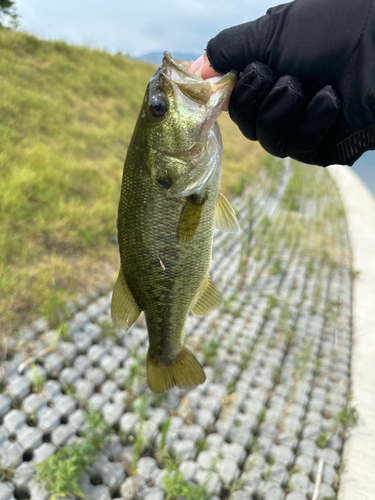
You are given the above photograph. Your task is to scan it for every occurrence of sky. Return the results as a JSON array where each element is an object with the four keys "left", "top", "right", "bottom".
[{"left": 15, "top": 0, "right": 282, "bottom": 57}]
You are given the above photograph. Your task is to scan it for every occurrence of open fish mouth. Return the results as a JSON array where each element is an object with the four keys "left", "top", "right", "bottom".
[{"left": 162, "top": 51, "right": 237, "bottom": 109}]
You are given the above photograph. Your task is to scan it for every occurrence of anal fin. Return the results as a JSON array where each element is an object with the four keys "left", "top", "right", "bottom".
[
  {"left": 111, "top": 267, "right": 141, "bottom": 331},
  {"left": 215, "top": 192, "right": 240, "bottom": 233},
  {"left": 191, "top": 275, "right": 224, "bottom": 316},
  {"left": 147, "top": 347, "right": 206, "bottom": 393}
]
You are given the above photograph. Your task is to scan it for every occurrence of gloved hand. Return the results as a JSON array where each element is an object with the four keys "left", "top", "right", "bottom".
[{"left": 203, "top": 0, "right": 375, "bottom": 167}]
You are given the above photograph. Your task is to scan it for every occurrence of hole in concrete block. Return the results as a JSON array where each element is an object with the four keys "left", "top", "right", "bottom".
[
  {"left": 9, "top": 433, "right": 17, "bottom": 442},
  {"left": 90, "top": 474, "right": 103, "bottom": 486},
  {"left": 22, "top": 449, "right": 33, "bottom": 462},
  {"left": 14, "top": 487, "right": 30, "bottom": 500},
  {"left": 26, "top": 416, "right": 37, "bottom": 427},
  {"left": 60, "top": 415, "right": 68, "bottom": 424},
  {"left": 42, "top": 432, "right": 51, "bottom": 443},
  {"left": 110, "top": 487, "right": 121, "bottom": 498}
]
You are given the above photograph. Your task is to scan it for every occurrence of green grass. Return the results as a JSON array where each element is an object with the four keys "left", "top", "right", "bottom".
[{"left": 0, "top": 29, "right": 266, "bottom": 336}]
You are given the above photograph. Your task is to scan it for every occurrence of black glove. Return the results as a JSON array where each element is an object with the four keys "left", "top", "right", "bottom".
[{"left": 206, "top": 0, "right": 375, "bottom": 167}]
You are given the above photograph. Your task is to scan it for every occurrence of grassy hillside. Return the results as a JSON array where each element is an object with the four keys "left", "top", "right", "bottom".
[{"left": 0, "top": 30, "right": 266, "bottom": 335}]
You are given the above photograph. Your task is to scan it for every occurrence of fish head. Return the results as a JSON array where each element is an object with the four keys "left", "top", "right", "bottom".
[{"left": 138, "top": 52, "right": 237, "bottom": 196}]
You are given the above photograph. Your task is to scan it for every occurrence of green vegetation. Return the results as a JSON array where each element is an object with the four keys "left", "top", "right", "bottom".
[
  {"left": 163, "top": 459, "right": 214, "bottom": 500},
  {"left": 35, "top": 410, "right": 112, "bottom": 499},
  {"left": 317, "top": 432, "right": 329, "bottom": 449},
  {"left": 334, "top": 404, "right": 359, "bottom": 432}
]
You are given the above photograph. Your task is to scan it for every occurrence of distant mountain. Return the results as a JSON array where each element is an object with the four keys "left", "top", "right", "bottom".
[{"left": 137, "top": 52, "right": 201, "bottom": 66}]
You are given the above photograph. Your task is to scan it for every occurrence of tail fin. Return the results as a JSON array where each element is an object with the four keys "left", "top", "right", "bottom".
[{"left": 147, "top": 347, "right": 206, "bottom": 394}]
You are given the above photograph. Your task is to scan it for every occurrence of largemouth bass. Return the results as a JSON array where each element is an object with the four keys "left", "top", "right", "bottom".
[{"left": 111, "top": 52, "right": 239, "bottom": 393}]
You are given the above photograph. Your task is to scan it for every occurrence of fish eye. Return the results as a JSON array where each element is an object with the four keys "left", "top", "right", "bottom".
[{"left": 149, "top": 96, "right": 168, "bottom": 118}]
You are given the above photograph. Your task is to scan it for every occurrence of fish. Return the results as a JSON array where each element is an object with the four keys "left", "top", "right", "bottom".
[{"left": 111, "top": 52, "right": 239, "bottom": 393}]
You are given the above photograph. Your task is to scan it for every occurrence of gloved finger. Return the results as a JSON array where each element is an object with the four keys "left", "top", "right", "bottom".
[
  {"left": 256, "top": 75, "right": 306, "bottom": 158},
  {"left": 206, "top": 15, "right": 271, "bottom": 73},
  {"left": 285, "top": 85, "right": 340, "bottom": 164},
  {"left": 228, "top": 62, "right": 276, "bottom": 141}
]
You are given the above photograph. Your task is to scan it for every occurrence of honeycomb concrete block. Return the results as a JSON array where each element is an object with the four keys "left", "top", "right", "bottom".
[
  {"left": 84, "top": 322, "right": 103, "bottom": 342},
  {"left": 136, "top": 456, "right": 158, "bottom": 481},
  {"left": 89, "top": 393, "right": 108, "bottom": 412},
  {"left": 0, "top": 394, "right": 11, "bottom": 417},
  {"left": 18, "top": 425, "right": 43, "bottom": 450},
  {"left": 289, "top": 473, "right": 314, "bottom": 495},
  {"left": 13, "top": 463, "right": 37, "bottom": 494},
  {"left": 100, "top": 379, "right": 118, "bottom": 398},
  {"left": 179, "top": 460, "right": 199, "bottom": 482},
  {"left": 120, "top": 412, "right": 140, "bottom": 437},
  {"left": 0, "top": 482, "right": 15, "bottom": 500},
  {"left": 88, "top": 344, "right": 107, "bottom": 365},
  {"left": 71, "top": 332, "right": 92, "bottom": 354},
  {"left": 58, "top": 341, "right": 77, "bottom": 362},
  {"left": 22, "top": 394, "right": 48, "bottom": 415},
  {"left": 4, "top": 410, "right": 27, "bottom": 435},
  {"left": 179, "top": 423, "right": 205, "bottom": 444},
  {"left": 295, "top": 454, "right": 315, "bottom": 476},
  {"left": 263, "top": 481, "right": 285, "bottom": 500},
  {"left": 43, "top": 380, "right": 62, "bottom": 402},
  {"left": 195, "top": 408, "right": 215, "bottom": 429},
  {"left": 216, "top": 457, "right": 240, "bottom": 485},
  {"left": 102, "top": 461, "right": 126, "bottom": 489},
  {"left": 54, "top": 395, "right": 76, "bottom": 417},
  {"left": 0, "top": 441, "right": 24, "bottom": 468},
  {"left": 172, "top": 439, "right": 196, "bottom": 462},
  {"left": 59, "top": 367, "right": 81, "bottom": 387},
  {"left": 222, "top": 442, "right": 246, "bottom": 467},
  {"left": 32, "top": 442, "right": 56, "bottom": 463},
  {"left": 43, "top": 352, "right": 64, "bottom": 374},
  {"left": 73, "top": 355, "right": 91, "bottom": 375},
  {"left": 51, "top": 424, "right": 76, "bottom": 447},
  {"left": 75, "top": 379, "right": 95, "bottom": 398},
  {"left": 37, "top": 407, "right": 61, "bottom": 431},
  {"left": 111, "top": 346, "right": 128, "bottom": 364},
  {"left": 103, "top": 403, "right": 124, "bottom": 428},
  {"left": 7, "top": 375, "right": 31, "bottom": 402},
  {"left": 86, "top": 367, "right": 106, "bottom": 387}
]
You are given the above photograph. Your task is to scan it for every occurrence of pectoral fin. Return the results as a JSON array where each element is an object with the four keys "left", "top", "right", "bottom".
[
  {"left": 178, "top": 197, "right": 205, "bottom": 243},
  {"left": 111, "top": 268, "right": 141, "bottom": 330},
  {"left": 215, "top": 193, "right": 240, "bottom": 233},
  {"left": 191, "top": 275, "right": 224, "bottom": 316}
]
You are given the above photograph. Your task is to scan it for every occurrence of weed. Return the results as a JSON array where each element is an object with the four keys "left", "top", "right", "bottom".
[
  {"left": 349, "top": 268, "right": 360, "bottom": 280},
  {"left": 317, "top": 432, "right": 329, "bottom": 449},
  {"left": 257, "top": 408, "right": 267, "bottom": 425},
  {"left": 226, "top": 379, "right": 236, "bottom": 395},
  {"left": 272, "top": 366, "right": 282, "bottom": 386},
  {"left": 31, "top": 362, "right": 45, "bottom": 393},
  {"left": 270, "top": 257, "right": 283, "bottom": 275},
  {"left": 35, "top": 410, "right": 112, "bottom": 499},
  {"left": 131, "top": 422, "right": 149, "bottom": 475},
  {"left": 196, "top": 438, "right": 207, "bottom": 454},
  {"left": 202, "top": 339, "right": 220, "bottom": 364},
  {"left": 163, "top": 458, "right": 214, "bottom": 500},
  {"left": 334, "top": 404, "right": 359, "bottom": 432}
]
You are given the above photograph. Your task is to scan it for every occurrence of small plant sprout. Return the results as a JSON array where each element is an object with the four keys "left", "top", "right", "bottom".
[
  {"left": 334, "top": 404, "right": 359, "bottom": 432},
  {"left": 31, "top": 362, "right": 46, "bottom": 393},
  {"left": 317, "top": 432, "right": 329, "bottom": 449}
]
